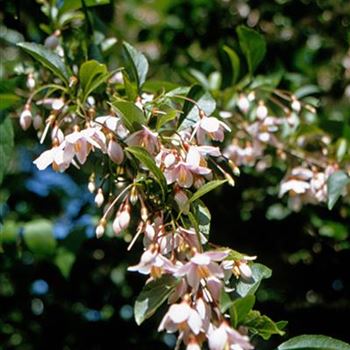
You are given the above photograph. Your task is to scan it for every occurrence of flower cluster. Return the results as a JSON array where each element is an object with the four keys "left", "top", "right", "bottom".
[{"left": 17, "top": 31, "right": 349, "bottom": 349}]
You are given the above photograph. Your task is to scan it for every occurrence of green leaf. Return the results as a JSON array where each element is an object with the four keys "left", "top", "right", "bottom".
[
  {"left": 79, "top": 60, "right": 109, "bottom": 102},
  {"left": 277, "top": 335, "right": 350, "bottom": 350},
  {"left": 126, "top": 146, "right": 167, "bottom": 199},
  {"left": 54, "top": 247, "right": 75, "bottom": 278},
  {"left": 327, "top": 171, "right": 350, "bottom": 210},
  {"left": 123, "top": 41, "right": 149, "bottom": 89},
  {"left": 156, "top": 110, "right": 178, "bottom": 130},
  {"left": 17, "top": 42, "right": 70, "bottom": 84},
  {"left": 178, "top": 85, "right": 216, "bottom": 130},
  {"left": 244, "top": 310, "right": 285, "bottom": 340},
  {"left": 122, "top": 71, "right": 138, "bottom": 102},
  {"left": 143, "top": 80, "right": 180, "bottom": 93},
  {"left": 0, "top": 116, "right": 14, "bottom": 184},
  {"left": 23, "top": 219, "right": 57, "bottom": 256},
  {"left": 193, "top": 200, "right": 211, "bottom": 240},
  {"left": 223, "top": 45, "right": 241, "bottom": 85},
  {"left": 110, "top": 100, "right": 146, "bottom": 132},
  {"left": 219, "top": 290, "right": 233, "bottom": 313},
  {"left": 230, "top": 295, "right": 256, "bottom": 328},
  {"left": 134, "top": 275, "right": 178, "bottom": 325},
  {"left": 60, "top": 0, "right": 110, "bottom": 12},
  {"left": 189, "top": 180, "right": 227, "bottom": 204},
  {"left": 236, "top": 26, "right": 266, "bottom": 75},
  {"left": 0, "top": 94, "right": 20, "bottom": 110},
  {"left": 236, "top": 263, "right": 272, "bottom": 297}
]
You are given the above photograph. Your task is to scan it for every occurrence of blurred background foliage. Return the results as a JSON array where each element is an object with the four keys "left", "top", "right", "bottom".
[{"left": 0, "top": 0, "right": 349, "bottom": 349}]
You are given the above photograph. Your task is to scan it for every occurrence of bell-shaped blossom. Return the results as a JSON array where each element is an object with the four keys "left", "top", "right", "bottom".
[
  {"left": 164, "top": 147, "right": 212, "bottom": 188},
  {"left": 107, "top": 138, "right": 124, "bottom": 164},
  {"left": 158, "top": 302, "right": 203, "bottom": 336},
  {"left": 95, "top": 115, "right": 129, "bottom": 139},
  {"left": 126, "top": 126, "right": 159, "bottom": 155},
  {"left": 20, "top": 108, "right": 32, "bottom": 130},
  {"left": 65, "top": 127, "right": 107, "bottom": 164},
  {"left": 208, "top": 322, "right": 253, "bottom": 350},
  {"left": 175, "top": 251, "right": 227, "bottom": 292},
  {"left": 33, "top": 141, "right": 74, "bottom": 172},
  {"left": 128, "top": 247, "right": 174, "bottom": 276},
  {"left": 195, "top": 116, "right": 231, "bottom": 144}
]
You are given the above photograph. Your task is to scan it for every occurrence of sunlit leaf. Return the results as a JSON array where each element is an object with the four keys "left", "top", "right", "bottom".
[
  {"left": 123, "top": 42, "right": 149, "bottom": 89},
  {"left": 17, "top": 42, "right": 70, "bottom": 84},
  {"left": 237, "top": 26, "right": 266, "bottom": 75},
  {"left": 327, "top": 171, "right": 350, "bottom": 210},
  {"left": 134, "top": 275, "right": 178, "bottom": 325},
  {"left": 79, "top": 60, "right": 109, "bottom": 102},
  {"left": 236, "top": 263, "right": 272, "bottom": 297},
  {"left": 178, "top": 85, "right": 216, "bottom": 130},
  {"left": 223, "top": 45, "right": 241, "bottom": 85},
  {"left": 126, "top": 146, "right": 167, "bottom": 199},
  {"left": 111, "top": 100, "right": 145, "bottom": 132},
  {"left": 244, "top": 310, "right": 285, "bottom": 340},
  {"left": 277, "top": 335, "right": 350, "bottom": 350},
  {"left": 189, "top": 180, "right": 227, "bottom": 204}
]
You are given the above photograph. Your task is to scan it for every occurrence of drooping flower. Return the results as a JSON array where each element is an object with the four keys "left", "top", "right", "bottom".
[
  {"left": 174, "top": 251, "right": 227, "bottom": 292},
  {"left": 158, "top": 301, "right": 203, "bottom": 336},
  {"left": 208, "top": 322, "right": 253, "bottom": 350},
  {"left": 195, "top": 116, "right": 231, "bottom": 145},
  {"left": 33, "top": 140, "right": 74, "bottom": 172},
  {"left": 126, "top": 126, "right": 159, "bottom": 155},
  {"left": 164, "top": 147, "right": 212, "bottom": 188}
]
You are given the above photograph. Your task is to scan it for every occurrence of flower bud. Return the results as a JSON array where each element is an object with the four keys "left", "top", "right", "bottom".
[
  {"left": 44, "top": 31, "right": 60, "bottom": 49},
  {"left": 256, "top": 102, "right": 268, "bottom": 120},
  {"left": 141, "top": 205, "right": 148, "bottom": 222},
  {"left": 52, "top": 99, "right": 64, "bottom": 111},
  {"left": 129, "top": 186, "right": 138, "bottom": 205},
  {"left": 291, "top": 98, "right": 301, "bottom": 112},
  {"left": 33, "top": 114, "right": 42, "bottom": 130},
  {"left": 20, "top": 106, "right": 32, "bottom": 130},
  {"left": 26, "top": 73, "right": 35, "bottom": 90},
  {"left": 88, "top": 181, "right": 96, "bottom": 193},
  {"left": 238, "top": 262, "right": 252, "bottom": 280},
  {"left": 96, "top": 218, "right": 106, "bottom": 238},
  {"left": 237, "top": 94, "right": 250, "bottom": 113},
  {"left": 118, "top": 209, "right": 131, "bottom": 230},
  {"left": 112, "top": 216, "right": 122, "bottom": 235},
  {"left": 94, "top": 188, "right": 104, "bottom": 207},
  {"left": 107, "top": 138, "right": 124, "bottom": 164}
]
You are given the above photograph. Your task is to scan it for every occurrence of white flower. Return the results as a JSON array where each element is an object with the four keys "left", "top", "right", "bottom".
[
  {"left": 279, "top": 179, "right": 310, "bottom": 197},
  {"left": 158, "top": 302, "right": 203, "bottom": 335},
  {"left": 195, "top": 116, "right": 231, "bottom": 144},
  {"left": 33, "top": 141, "right": 74, "bottom": 172},
  {"left": 208, "top": 322, "right": 253, "bottom": 350}
]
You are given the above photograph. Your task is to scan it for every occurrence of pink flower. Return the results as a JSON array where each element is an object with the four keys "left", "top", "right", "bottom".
[
  {"left": 208, "top": 322, "right": 253, "bottom": 350},
  {"left": 195, "top": 116, "right": 231, "bottom": 144},
  {"left": 33, "top": 141, "right": 74, "bottom": 172},
  {"left": 128, "top": 247, "right": 174, "bottom": 276},
  {"left": 126, "top": 126, "right": 159, "bottom": 155},
  {"left": 164, "top": 147, "right": 212, "bottom": 188},
  {"left": 175, "top": 251, "right": 227, "bottom": 292},
  {"left": 158, "top": 302, "right": 203, "bottom": 335},
  {"left": 65, "top": 127, "right": 107, "bottom": 164},
  {"left": 95, "top": 115, "right": 129, "bottom": 139},
  {"left": 107, "top": 138, "right": 124, "bottom": 164}
]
